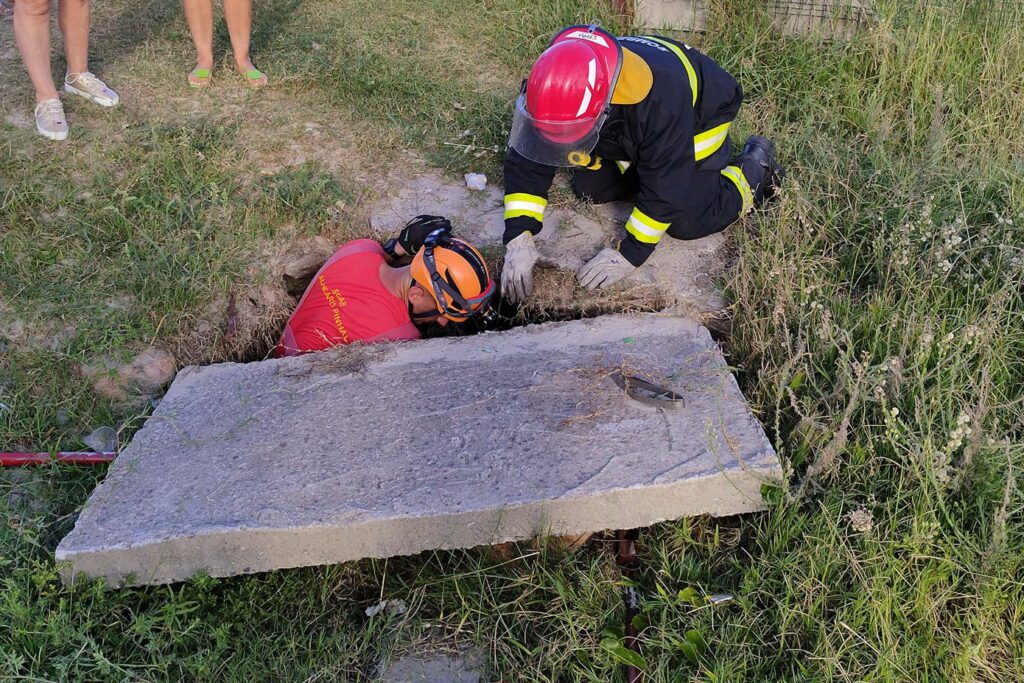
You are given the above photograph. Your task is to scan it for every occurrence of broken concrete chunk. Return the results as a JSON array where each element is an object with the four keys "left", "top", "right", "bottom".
[
  {"left": 634, "top": 0, "right": 708, "bottom": 32},
  {"left": 56, "top": 315, "right": 780, "bottom": 587}
]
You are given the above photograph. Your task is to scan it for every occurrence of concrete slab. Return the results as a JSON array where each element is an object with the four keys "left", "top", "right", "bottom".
[
  {"left": 368, "top": 172, "right": 727, "bottom": 313},
  {"left": 772, "top": 0, "right": 877, "bottom": 40},
  {"left": 634, "top": 0, "right": 707, "bottom": 32},
  {"left": 56, "top": 315, "right": 780, "bottom": 587},
  {"left": 633, "top": 0, "right": 877, "bottom": 38}
]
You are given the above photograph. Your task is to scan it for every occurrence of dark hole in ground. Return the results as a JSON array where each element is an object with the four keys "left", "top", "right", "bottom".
[
  {"left": 228, "top": 287, "right": 676, "bottom": 364},
  {"left": 221, "top": 252, "right": 689, "bottom": 364}
]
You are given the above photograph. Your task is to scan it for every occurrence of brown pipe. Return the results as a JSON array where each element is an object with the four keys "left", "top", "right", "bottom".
[{"left": 616, "top": 529, "right": 642, "bottom": 682}]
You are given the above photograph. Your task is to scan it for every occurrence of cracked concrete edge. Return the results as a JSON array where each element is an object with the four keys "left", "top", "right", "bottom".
[{"left": 56, "top": 456, "right": 780, "bottom": 587}]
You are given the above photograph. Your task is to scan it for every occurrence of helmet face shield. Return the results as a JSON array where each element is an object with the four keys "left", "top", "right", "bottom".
[
  {"left": 509, "top": 94, "right": 606, "bottom": 167},
  {"left": 508, "top": 25, "right": 623, "bottom": 168}
]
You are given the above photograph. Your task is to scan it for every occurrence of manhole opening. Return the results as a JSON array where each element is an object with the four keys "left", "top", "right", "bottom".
[{"left": 209, "top": 250, "right": 679, "bottom": 365}]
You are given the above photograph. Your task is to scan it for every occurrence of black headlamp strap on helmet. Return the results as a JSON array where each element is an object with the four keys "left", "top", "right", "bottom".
[
  {"left": 421, "top": 238, "right": 470, "bottom": 314},
  {"left": 418, "top": 231, "right": 492, "bottom": 320}
]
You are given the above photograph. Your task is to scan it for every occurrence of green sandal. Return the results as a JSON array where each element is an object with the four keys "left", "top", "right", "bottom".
[
  {"left": 241, "top": 67, "right": 268, "bottom": 90},
  {"left": 188, "top": 67, "right": 212, "bottom": 89}
]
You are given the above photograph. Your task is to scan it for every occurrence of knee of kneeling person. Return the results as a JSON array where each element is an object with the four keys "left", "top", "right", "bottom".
[
  {"left": 667, "top": 214, "right": 733, "bottom": 241},
  {"left": 570, "top": 169, "right": 635, "bottom": 205}
]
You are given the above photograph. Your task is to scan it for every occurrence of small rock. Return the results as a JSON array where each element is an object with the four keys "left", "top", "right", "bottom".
[
  {"left": 281, "top": 237, "right": 335, "bottom": 296},
  {"left": 464, "top": 173, "right": 487, "bottom": 191},
  {"left": 56, "top": 409, "right": 70, "bottom": 426},
  {"left": 83, "top": 426, "right": 118, "bottom": 453},
  {"left": 129, "top": 349, "right": 177, "bottom": 393},
  {"left": 282, "top": 250, "right": 325, "bottom": 294},
  {"left": 83, "top": 347, "right": 177, "bottom": 403},
  {"left": 283, "top": 253, "right": 329, "bottom": 296}
]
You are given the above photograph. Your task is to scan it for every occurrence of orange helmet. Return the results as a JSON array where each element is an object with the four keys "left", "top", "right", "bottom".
[{"left": 410, "top": 231, "right": 495, "bottom": 323}]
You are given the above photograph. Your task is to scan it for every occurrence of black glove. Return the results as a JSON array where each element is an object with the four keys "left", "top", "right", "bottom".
[{"left": 385, "top": 215, "right": 452, "bottom": 257}]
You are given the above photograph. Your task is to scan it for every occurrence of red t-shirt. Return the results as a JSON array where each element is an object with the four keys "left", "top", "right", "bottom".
[{"left": 274, "top": 240, "right": 420, "bottom": 357}]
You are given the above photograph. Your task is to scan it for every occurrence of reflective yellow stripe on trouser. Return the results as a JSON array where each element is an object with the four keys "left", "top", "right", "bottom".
[
  {"left": 721, "top": 165, "right": 754, "bottom": 214},
  {"left": 503, "top": 193, "right": 547, "bottom": 222},
  {"left": 626, "top": 207, "right": 670, "bottom": 244},
  {"left": 694, "top": 121, "right": 731, "bottom": 161}
]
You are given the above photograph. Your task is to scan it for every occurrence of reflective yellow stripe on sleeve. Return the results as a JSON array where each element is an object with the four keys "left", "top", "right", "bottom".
[
  {"left": 646, "top": 37, "right": 698, "bottom": 107},
  {"left": 721, "top": 165, "right": 754, "bottom": 214},
  {"left": 626, "top": 207, "right": 671, "bottom": 244},
  {"left": 694, "top": 121, "right": 731, "bottom": 161},
  {"left": 503, "top": 193, "right": 547, "bottom": 222}
]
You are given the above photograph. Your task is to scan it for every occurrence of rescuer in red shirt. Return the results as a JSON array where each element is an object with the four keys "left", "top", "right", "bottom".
[{"left": 274, "top": 216, "right": 494, "bottom": 357}]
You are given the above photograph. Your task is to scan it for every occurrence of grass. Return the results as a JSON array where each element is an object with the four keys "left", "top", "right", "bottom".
[{"left": 2, "top": 0, "right": 1023, "bottom": 680}]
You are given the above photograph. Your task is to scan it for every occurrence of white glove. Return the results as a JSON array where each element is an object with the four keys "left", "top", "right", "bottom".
[
  {"left": 576, "top": 248, "right": 636, "bottom": 290},
  {"left": 501, "top": 232, "right": 541, "bottom": 303}
]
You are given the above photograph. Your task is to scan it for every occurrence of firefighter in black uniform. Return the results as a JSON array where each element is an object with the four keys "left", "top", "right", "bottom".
[{"left": 501, "top": 25, "right": 784, "bottom": 300}]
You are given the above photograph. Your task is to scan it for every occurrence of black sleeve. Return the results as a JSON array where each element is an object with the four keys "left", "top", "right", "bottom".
[{"left": 502, "top": 147, "right": 557, "bottom": 244}]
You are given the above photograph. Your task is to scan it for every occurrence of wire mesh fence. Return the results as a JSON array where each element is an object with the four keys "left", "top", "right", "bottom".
[
  {"left": 768, "top": 0, "right": 1020, "bottom": 31},
  {"left": 633, "top": 0, "right": 1022, "bottom": 37}
]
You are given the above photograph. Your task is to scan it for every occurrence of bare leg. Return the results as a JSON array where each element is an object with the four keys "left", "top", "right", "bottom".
[
  {"left": 13, "top": 0, "right": 59, "bottom": 102},
  {"left": 181, "top": 0, "right": 214, "bottom": 70},
  {"left": 223, "top": 0, "right": 252, "bottom": 72},
  {"left": 56, "top": 0, "right": 89, "bottom": 76}
]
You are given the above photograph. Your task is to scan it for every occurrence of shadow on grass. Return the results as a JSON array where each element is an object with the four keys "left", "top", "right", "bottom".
[
  {"left": 213, "top": 0, "right": 307, "bottom": 64},
  {"left": 89, "top": 0, "right": 181, "bottom": 67}
]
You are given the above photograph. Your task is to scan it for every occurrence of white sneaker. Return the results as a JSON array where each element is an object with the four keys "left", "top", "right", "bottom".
[
  {"left": 64, "top": 72, "right": 119, "bottom": 107},
  {"left": 34, "top": 99, "right": 69, "bottom": 141}
]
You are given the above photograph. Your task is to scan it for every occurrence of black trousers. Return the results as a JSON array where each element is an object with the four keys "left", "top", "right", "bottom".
[{"left": 569, "top": 140, "right": 743, "bottom": 241}]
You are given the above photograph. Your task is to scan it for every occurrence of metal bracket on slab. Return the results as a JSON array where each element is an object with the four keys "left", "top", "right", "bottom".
[{"left": 611, "top": 371, "right": 685, "bottom": 409}]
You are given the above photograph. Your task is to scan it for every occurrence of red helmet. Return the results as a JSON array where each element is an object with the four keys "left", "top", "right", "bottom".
[{"left": 509, "top": 25, "right": 623, "bottom": 167}]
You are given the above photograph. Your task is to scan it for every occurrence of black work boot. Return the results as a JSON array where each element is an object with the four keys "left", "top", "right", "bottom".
[{"left": 736, "top": 135, "right": 785, "bottom": 206}]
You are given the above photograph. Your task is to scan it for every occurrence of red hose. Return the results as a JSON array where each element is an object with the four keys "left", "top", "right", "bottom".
[{"left": 0, "top": 452, "right": 116, "bottom": 467}]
